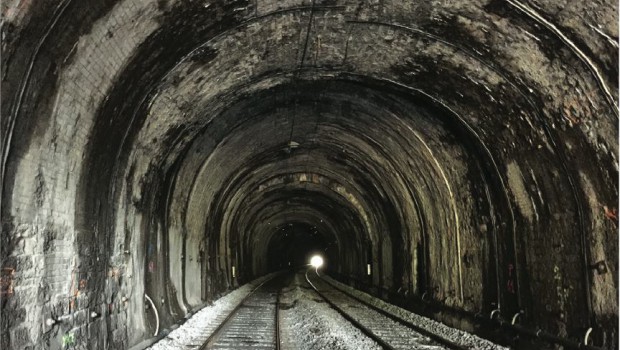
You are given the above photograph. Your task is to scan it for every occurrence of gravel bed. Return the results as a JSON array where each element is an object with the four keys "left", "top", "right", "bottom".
[{"left": 279, "top": 271, "right": 381, "bottom": 350}]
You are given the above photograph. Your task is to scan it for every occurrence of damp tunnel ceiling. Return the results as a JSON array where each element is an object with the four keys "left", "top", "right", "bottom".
[{"left": 1, "top": 0, "right": 618, "bottom": 348}]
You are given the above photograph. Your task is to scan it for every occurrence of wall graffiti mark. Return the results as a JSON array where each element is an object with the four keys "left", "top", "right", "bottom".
[
  {"left": 62, "top": 333, "right": 75, "bottom": 347},
  {"left": 1, "top": 267, "right": 15, "bottom": 297},
  {"left": 507, "top": 263, "right": 515, "bottom": 294},
  {"left": 108, "top": 267, "right": 122, "bottom": 279},
  {"left": 603, "top": 205, "right": 618, "bottom": 226}
]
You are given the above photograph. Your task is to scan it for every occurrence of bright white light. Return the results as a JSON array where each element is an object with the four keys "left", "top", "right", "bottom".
[{"left": 310, "top": 255, "right": 324, "bottom": 268}]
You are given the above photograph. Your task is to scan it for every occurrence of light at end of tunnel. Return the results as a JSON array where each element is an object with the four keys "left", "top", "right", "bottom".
[
  {"left": 310, "top": 255, "right": 324, "bottom": 269},
  {"left": 367, "top": 263, "right": 371, "bottom": 276}
]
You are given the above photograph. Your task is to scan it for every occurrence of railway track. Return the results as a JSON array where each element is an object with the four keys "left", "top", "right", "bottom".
[
  {"left": 305, "top": 270, "right": 472, "bottom": 350},
  {"left": 196, "top": 270, "right": 473, "bottom": 350},
  {"left": 200, "top": 275, "right": 282, "bottom": 350}
]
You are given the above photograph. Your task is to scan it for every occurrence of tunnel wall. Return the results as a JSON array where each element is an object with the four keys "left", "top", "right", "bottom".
[
  {"left": 1, "top": 0, "right": 618, "bottom": 349},
  {"left": 2, "top": 0, "right": 164, "bottom": 348}
]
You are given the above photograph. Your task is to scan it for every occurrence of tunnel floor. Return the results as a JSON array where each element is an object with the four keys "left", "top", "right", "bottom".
[{"left": 146, "top": 271, "right": 506, "bottom": 350}]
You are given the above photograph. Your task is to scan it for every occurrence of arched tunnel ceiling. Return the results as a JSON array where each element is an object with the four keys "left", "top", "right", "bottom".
[{"left": 1, "top": 0, "right": 618, "bottom": 348}]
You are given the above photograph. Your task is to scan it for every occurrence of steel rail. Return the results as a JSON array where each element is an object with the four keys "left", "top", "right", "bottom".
[
  {"left": 304, "top": 269, "right": 396, "bottom": 350},
  {"left": 308, "top": 269, "right": 474, "bottom": 350},
  {"left": 317, "top": 274, "right": 470, "bottom": 350},
  {"left": 199, "top": 273, "right": 281, "bottom": 350}
]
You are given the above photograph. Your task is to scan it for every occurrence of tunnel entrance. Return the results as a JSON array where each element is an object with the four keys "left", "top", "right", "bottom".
[{"left": 265, "top": 222, "right": 332, "bottom": 270}]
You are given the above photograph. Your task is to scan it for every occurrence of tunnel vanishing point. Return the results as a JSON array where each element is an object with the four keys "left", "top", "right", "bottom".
[{"left": 1, "top": 0, "right": 618, "bottom": 349}]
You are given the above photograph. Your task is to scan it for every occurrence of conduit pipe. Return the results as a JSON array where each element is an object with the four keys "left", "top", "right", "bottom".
[
  {"left": 496, "top": 319, "right": 602, "bottom": 350},
  {"left": 145, "top": 294, "right": 159, "bottom": 336}
]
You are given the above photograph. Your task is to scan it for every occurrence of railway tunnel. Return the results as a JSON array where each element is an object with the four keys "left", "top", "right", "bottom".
[{"left": 1, "top": 0, "right": 618, "bottom": 349}]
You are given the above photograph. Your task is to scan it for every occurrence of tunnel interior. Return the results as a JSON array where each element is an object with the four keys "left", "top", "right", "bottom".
[{"left": 1, "top": 0, "right": 618, "bottom": 349}]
